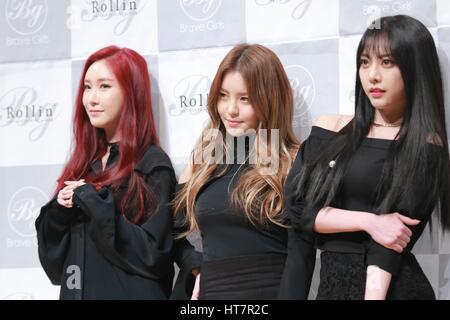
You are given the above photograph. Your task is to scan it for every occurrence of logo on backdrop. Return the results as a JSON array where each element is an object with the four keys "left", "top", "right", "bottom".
[
  {"left": 179, "top": 0, "right": 225, "bottom": 33},
  {"left": 180, "top": 0, "right": 223, "bottom": 21},
  {"left": 169, "top": 75, "right": 211, "bottom": 116},
  {"left": 254, "top": 0, "right": 313, "bottom": 21},
  {"left": 5, "top": 0, "right": 48, "bottom": 35},
  {"left": 67, "top": 0, "right": 144, "bottom": 35},
  {"left": 5, "top": 0, "right": 50, "bottom": 47},
  {"left": 7, "top": 186, "right": 48, "bottom": 238},
  {"left": 285, "top": 65, "right": 315, "bottom": 128},
  {"left": 0, "top": 87, "right": 57, "bottom": 141},
  {"left": 363, "top": 0, "right": 413, "bottom": 29}
]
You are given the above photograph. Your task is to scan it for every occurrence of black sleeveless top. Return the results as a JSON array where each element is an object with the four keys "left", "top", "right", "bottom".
[{"left": 195, "top": 135, "right": 287, "bottom": 262}]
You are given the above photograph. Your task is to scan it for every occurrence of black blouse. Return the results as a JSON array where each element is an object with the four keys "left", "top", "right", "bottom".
[
  {"left": 285, "top": 126, "right": 436, "bottom": 275},
  {"left": 191, "top": 136, "right": 316, "bottom": 299},
  {"left": 194, "top": 136, "right": 287, "bottom": 262},
  {"left": 36, "top": 144, "right": 201, "bottom": 299},
  {"left": 195, "top": 162, "right": 288, "bottom": 262}
]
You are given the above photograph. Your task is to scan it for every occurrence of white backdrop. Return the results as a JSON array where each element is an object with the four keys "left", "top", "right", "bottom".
[{"left": 0, "top": 0, "right": 450, "bottom": 299}]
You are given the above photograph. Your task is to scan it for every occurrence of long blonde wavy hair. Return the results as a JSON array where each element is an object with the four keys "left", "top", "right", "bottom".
[{"left": 173, "top": 44, "right": 299, "bottom": 235}]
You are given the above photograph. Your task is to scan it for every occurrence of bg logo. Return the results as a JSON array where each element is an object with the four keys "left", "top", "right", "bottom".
[
  {"left": 285, "top": 65, "right": 316, "bottom": 118},
  {"left": 6, "top": 0, "right": 48, "bottom": 36},
  {"left": 254, "top": 0, "right": 313, "bottom": 21},
  {"left": 180, "top": 0, "right": 223, "bottom": 22},
  {"left": 7, "top": 186, "right": 48, "bottom": 237}
]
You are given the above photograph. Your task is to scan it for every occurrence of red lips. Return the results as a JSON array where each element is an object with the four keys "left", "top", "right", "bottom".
[
  {"left": 89, "top": 110, "right": 104, "bottom": 117},
  {"left": 369, "top": 88, "right": 385, "bottom": 98},
  {"left": 226, "top": 119, "right": 243, "bottom": 128}
]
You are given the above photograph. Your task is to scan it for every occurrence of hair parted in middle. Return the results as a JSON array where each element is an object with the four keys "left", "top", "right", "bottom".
[{"left": 173, "top": 43, "right": 299, "bottom": 235}]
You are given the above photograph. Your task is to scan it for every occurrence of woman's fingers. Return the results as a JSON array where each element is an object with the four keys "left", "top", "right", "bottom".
[
  {"left": 391, "top": 244, "right": 404, "bottom": 254},
  {"left": 397, "top": 213, "right": 420, "bottom": 226},
  {"left": 398, "top": 233, "right": 410, "bottom": 245}
]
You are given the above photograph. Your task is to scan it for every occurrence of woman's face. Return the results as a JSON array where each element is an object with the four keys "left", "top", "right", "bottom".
[
  {"left": 82, "top": 59, "right": 124, "bottom": 139},
  {"left": 217, "top": 71, "right": 259, "bottom": 137},
  {"left": 359, "top": 48, "right": 407, "bottom": 116}
]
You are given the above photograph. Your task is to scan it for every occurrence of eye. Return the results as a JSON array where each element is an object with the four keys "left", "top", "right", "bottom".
[
  {"left": 382, "top": 58, "right": 394, "bottom": 66},
  {"left": 219, "top": 92, "right": 227, "bottom": 99},
  {"left": 84, "top": 84, "right": 91, "bottom": 90},
  {"left": 360, "top": 58, "right": 369, "bottom": 66},
  {"left": 100, "top": 83, "right": 111, "bottom": 89},
  {"left": 240, "top": 96, "right": 249, "bottom": 103}
]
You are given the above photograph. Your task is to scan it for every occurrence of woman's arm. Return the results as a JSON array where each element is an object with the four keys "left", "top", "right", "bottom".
[
  {"left": 314, "top": 207, "right": 420, "bottom": 253},
  {"left": 171, "top": 161, "right": 203, "bottom": 299},
  {"left": 278, "top": 228, "right": 316, "bottom": 299},
  {"left": 315, "top": 207, "right": 421, "bottom": 300},
  {"left": 35, "top": 197, "right": 82, "bottom": 284},
  {"left": 71, "top": 167, "right": 175, "bottom": 279},
  {"left": 365, "top": 265, "right": 392, "bottom": 300}
]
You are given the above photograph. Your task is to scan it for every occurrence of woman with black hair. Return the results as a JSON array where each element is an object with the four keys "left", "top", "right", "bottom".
[{"left": 283, "top": 15, "right": 450, "bottom": 299}]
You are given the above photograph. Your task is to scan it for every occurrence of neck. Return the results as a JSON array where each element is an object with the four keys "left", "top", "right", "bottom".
[
  {"left": 373, "top": 109, "right": 404, "bottom": 127},
  {"left": 105, "top": 128, "right": 120, "bottom": 144}
]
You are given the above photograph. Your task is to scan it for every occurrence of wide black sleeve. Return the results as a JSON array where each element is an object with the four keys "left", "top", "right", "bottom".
[
  {"left": 72, "top": 167, "right": 174, "bottom": 280},
  {"left": 279, "top": 143, "right": 318, "bottom": 299},
  {"left": 170, "top": 183, "right": 202, "bottom": 300},
  {"left": 286, "top": 139, "right": 323, "bottom": 234},
  {"left": 35, "top": 198, "right": 82, "bottom": 285},
  {"left": 279, "top": 226, "right": 316, "bottom": 299},
  {"left": 365, "top": 241, "right": 401, "bottom": 275}
]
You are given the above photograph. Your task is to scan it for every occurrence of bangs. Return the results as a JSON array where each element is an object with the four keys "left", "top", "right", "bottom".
[{"left": 359, "top": 30, "right": 392, "bottom": 59}]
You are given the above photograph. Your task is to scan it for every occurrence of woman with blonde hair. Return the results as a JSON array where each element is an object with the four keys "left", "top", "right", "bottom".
[{"left": 174, "top": 43, "right": 316, "bottom": 299}]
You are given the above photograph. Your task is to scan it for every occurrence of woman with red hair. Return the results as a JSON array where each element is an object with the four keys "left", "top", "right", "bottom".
[{"left": 35, "top": 46, "right": 200, "bottom": 299}]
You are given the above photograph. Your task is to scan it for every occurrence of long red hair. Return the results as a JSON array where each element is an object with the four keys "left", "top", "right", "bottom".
[{"left": 56, "top": 45, "right": 160, "bottom": 224}]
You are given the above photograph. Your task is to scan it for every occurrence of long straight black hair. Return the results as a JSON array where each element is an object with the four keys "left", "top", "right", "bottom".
[{"left": 296, "top": 15, "right": 450, "bottom": 228}]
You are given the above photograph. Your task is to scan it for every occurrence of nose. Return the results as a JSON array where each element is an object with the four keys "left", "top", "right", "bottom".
[
  {"left": 368, "top": 63, "right": 381, "bottom": 84},
  {"left": 227, "top": 99, "right": 239, "bottom": 117},
  {"left": 87, "top": 88, "right": 99, "bottom": 106}
]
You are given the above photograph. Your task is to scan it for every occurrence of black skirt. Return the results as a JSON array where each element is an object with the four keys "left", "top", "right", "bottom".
[
  {"left": 199, "top": 253, "right": 286, "bottom": 300},
  {"left": 317, "top": 251, "right": 436, "bottom": 300}
]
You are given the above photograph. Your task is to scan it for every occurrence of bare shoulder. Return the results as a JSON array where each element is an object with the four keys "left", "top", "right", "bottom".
[
  {"left": 178, "top": 162, "right": 193, "bottom": 184},
  {"left": 314, "top": 114, "right": 353, "bottom": 132}
]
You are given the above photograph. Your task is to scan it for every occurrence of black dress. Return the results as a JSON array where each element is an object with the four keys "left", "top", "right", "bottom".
[
  {"left": 189, "top": 136, "right": 315, "bottom": 300},
  {"left": 35, "top": 144, "right": 201, "bottom": 300},
  {"left": 284, "top": 126, "right": 436, "bottom": 300}
]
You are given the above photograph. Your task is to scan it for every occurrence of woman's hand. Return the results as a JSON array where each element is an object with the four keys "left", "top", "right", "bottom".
[
  {"left": 364, "top": 213, "right": 420, "bottom": 253},
  {"left": 57, "top": 179, "right": 86, "bottom": 208}
]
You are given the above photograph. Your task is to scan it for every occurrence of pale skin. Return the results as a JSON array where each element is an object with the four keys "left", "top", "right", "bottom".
[
  {"left": 181, "top": 71, "right": 259, "bottom": 299},
  {"left": 314, "top": 49, "right": 416, "bottom": 300}
]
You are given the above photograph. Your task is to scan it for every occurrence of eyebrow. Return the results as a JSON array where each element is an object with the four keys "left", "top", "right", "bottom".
[
  {"left": 220, "top": 88, "right": 248, "bottom": 95},
  {"left": 360, "top": 52, "right": 392, "bottom": 59},
  {"left": 84, "top": 78, "right": 115, "bottom": 83}
]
